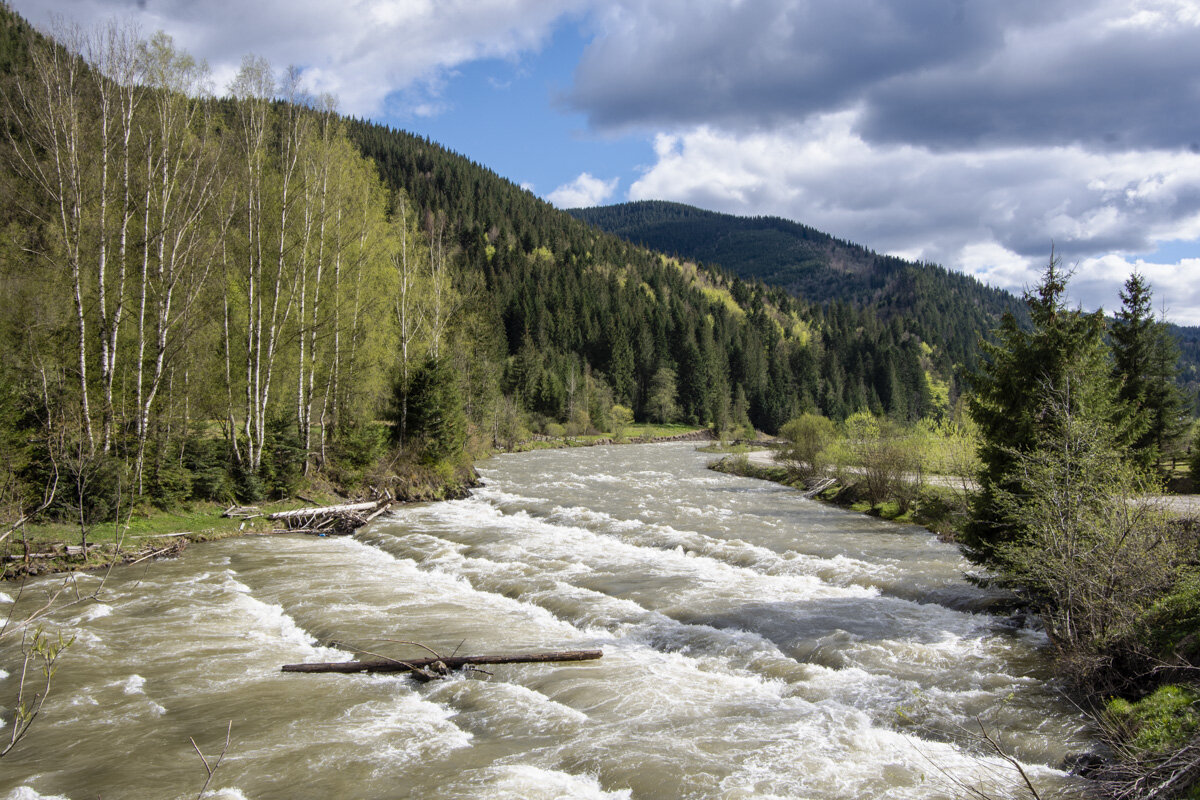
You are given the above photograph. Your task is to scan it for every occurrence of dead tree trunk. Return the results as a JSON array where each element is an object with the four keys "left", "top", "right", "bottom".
[{"left": 281, "top": 649, "right": 603, "bottom": 674}]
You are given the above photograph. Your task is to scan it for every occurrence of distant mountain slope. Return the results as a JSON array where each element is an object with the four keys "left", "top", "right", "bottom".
[
  {"left": 342, "top": 120, "right": 948, "bottom": 423},
  {"left": 573, "top": 200, "right": 1200, "bottom": 409},
  {"left": 570, "top": 201, "right": 1027, "bottom": 372}
]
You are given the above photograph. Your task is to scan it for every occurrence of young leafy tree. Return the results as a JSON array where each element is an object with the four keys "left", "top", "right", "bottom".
[
  {"left": 648, "top": 366, "right": 679, "bottom": 424},
  {"left": 776, "top": 412, "right": 835, "bottom": 480},
  {"left": 964, "top": 254, "right": 1115, "bottom": 565}
]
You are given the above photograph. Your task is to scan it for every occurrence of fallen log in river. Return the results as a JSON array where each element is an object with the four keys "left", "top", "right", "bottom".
[
  {"left": 281, "top": 649, "right": 603, "bottom": 675},
  {"left": 266, "top": 500, "right": 390, "bottom": 535}
]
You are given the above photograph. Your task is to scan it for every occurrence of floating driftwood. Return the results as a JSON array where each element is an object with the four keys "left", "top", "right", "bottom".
[
  {"left": 281, "top": 649, "right": 603, "bottom": 677},
  {"left": 266, "top": 500, "right": 390, "bottom": 536}
]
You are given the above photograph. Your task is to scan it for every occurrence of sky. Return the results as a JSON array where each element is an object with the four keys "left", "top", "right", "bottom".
[{"left": 13, "top": 0, "right": 1200, "bottom": 325}]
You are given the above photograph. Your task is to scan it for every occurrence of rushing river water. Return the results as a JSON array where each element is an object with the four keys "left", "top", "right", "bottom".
[{"left": 1, "top": 443, "right": 1091, "bottom": 800}]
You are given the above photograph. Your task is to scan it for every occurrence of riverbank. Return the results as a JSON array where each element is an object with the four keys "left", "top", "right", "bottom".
[
  {"left": 2, "top": 425, "right": 713, "bottom": 581},
  {"left": 708, "top": 449, "right": 967, "bottom": 539},
  {"left": 711, "top": 447, "right": 1200, "bottom": 536}
]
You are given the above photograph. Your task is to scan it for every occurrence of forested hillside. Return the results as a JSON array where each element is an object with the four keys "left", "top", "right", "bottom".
[
  {"left": 0, "top": 6, "right": 953, "bottom": 527},
  {"left": 573, "top": 201, "right": 1200, "bottom": 407},
  {"left": 570, "top": 200, "right": 1029, "bottom": 371}
]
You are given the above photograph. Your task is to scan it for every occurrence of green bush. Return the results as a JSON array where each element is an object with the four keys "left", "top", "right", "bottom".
[
  {"left": 259, "top": 417, "right": 305, "bottom": 499},
  {"left": 1107, "top": 685, "right": 1200, "bottom": 754},
  {"left": 183, "top": 431, "right": 236, "bottom": 503},
  {"left": 1137, "top": 569, "right": 1200, "bottom": 665},
  {"left": 149, "top": 459, "right": 192, "bottom": 509},
  {"left": 327, "top": 422, "right": 389, "bottom": 488}
]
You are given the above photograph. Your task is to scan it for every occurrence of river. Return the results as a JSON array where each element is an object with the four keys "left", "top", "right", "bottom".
[{"left": 1, "top": 443, "right": 1091, "bottom": 799}]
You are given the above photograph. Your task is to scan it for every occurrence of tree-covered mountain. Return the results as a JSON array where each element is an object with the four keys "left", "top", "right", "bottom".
[
  {"left": 343, "top": 117, "right": 946, "bottom": 425},
  {"left": 569, "top": 201, "right": 1029, "bottom": 372},
  {"left": 0, "top": 4, "right": 969, "bottom": 526},
  {"left": 568, "top": 201, "right": 1195, "bottom": 395}
]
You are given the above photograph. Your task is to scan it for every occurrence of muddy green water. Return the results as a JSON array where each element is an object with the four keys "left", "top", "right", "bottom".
[{"left": 1, "top": 443, "right": 1090, "bottom": 799}]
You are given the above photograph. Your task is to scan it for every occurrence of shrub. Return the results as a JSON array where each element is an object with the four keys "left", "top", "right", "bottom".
[{"left": 777, "top": 413, "right": 835, "bottom": 481}]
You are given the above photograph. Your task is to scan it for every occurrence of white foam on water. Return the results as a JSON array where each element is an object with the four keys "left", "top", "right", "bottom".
[
  {"left": 271, "top": 690, "right": 474, "bottom": 770},
  {"left": 713, "top": 711, "right": 1072, "bottom": 800},
  {"left": 410, "top": 495, "right": 877, "bottom": 611},
  {"left": 80, "top": 603, "right": 112, "bottom": 621},
  {"left": 450, "top": 765, "right": 632, "bottom": 799},
  {"left": 427, "top": 677, "right": 590, "bottom": 736},
  {"left": 0, "top": 668, "right": 8, "bottom": 681},
  {"left": 226, "top": 589, "right": 345, "bottom": 669},
  {"left": 3, "top": 789, "right": 73, "bottom": 800},
  {"left": 121, "top": 674, "right": 145, "bottom": 694},
  {"left": 0, "top": 592, "right": 12, "bottom": 604},
  {"left": 182, "top": 789, "right": 248, "bottom": 800}
]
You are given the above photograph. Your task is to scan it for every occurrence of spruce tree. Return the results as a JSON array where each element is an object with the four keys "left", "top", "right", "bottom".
[
  {"left": 401, "top": 356, "right": 467, "bottom": 465},
  {"left": 1111, "top": 273, "right": 1186, "bottom": 471},
  {"left": 964, "top": 255, "right": 1115, "bottom": 565}
]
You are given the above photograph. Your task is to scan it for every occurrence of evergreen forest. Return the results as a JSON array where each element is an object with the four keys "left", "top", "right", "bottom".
[{"left": 572, "top": 200, "right": 1200, "bottom": 403}]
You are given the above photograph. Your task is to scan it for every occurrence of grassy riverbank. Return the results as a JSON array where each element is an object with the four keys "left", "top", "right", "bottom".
[
  {"left": 3, "top": 425, "right": 711, "bottom": 580},
  {"left": 708, "top": 451, "right": 966, "bottom": 539}
]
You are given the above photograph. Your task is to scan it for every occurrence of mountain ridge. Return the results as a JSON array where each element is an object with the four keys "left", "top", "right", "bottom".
[{"left": 569, "top": 200, "right": 1199, "bottom": 402}]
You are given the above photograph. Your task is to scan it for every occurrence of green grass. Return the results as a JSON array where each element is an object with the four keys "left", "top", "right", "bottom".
[
  {"left": 1107, "top": 685, "right": 1200, "bottom": 754},
  {"left": 695, "top": 442, "right": 761, "bottom": 454},
  {"left": 7, "top": 497, "right": 321, "bottom": 550},
  {"left": 624, "top": 423, "right": 706, "bottom": 439}
]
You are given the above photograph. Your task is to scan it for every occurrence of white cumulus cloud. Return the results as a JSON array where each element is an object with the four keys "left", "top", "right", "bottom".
[
  {"left": 547, "top": 172, "right": 619, "bottom": 208},
  {"left": 628, "top": 112, "right": 1200, "bottom": 320},
  {"left": 9, "top": 0, "right": 586, "bottom": 117}
]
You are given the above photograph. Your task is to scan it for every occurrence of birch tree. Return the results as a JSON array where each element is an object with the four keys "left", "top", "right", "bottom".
[
  {"left": 5, "top": 19, "right": 96, "bottom": 452},
  {"left": 226, "top": 55, "right": 277, "bottom": 474},
  {"left": 130, "top": 32, "right": 224, "bottom": 493},
  {"left": 86, "top": 20, "right": 143, "bottom": 453},
  {"left": 391, "top": 190, "right": 427, "bottom": 445}
]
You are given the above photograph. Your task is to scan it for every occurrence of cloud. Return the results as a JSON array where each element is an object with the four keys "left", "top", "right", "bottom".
[
  {"left": 547, "top": 172, "right": 618, "bottom": 208},
  {"left": 1072, "top": 256, "right": 1200, "bottom": 325},
  {"left": 628, "top": 113, "right": 1200, "bottom": 321},
  {"left": 10, "top": 0, "right": 585, "bottom": 117},
  {"left": 569, "top": 0, "right": 1200, "bottom": 152}
]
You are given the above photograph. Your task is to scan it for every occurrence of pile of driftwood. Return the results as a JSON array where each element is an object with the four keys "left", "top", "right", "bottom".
[
  {"left": 223, "top": 495, "right": 393, "bottom": 536},
  {"left": 265, "top": 499, "right": 392, "bottom": 535}
]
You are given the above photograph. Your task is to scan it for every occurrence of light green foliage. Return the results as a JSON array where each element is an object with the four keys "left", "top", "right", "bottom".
[
  {"left": 648, "top": 367, "right": 680, "bottom": 424},
  {"left": 1107, "top": 685, "right": 1200, "bottom": 755},
  {"left": 777, "top": 413, "right": 835, "bottom": 480},
  {"left": 698, "top": 285, "right": 746, "bottom": 319},
  {"left": 609, "top": 404, "right": 634, "bottom": 441},
  {"left": 491, "top": 395, "right": 529, "bottom": 450},
  {"left": 834, "top": 411, "right": 923, "bottom": 507},
  {"left": 925, "top": 372, "right": 950, "bottom": 416},
  {"left": 2, "top": 627, "right": 74, "bottom": 758},
  {"left": 912, "top": 413, "right": 980, "bottom": 495}
]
